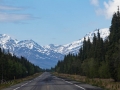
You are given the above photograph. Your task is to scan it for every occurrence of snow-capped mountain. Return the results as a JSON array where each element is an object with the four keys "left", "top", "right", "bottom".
[
  {"left": 45, "top": 28, "right": 110, "bottom": 55},
  {"left": 0, "top": 28, "right": 110, "bottom": 68}
]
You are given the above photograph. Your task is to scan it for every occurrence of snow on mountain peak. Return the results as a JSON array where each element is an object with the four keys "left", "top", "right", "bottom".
[
  {"left": 0, "top": 34, "right": 11, "bottom": 44},
  {"left": 53, "top": 28, "right": 110, "bottom": 55},
  {"left": 44, "top": 28, "right": 110, "bottom": 55},
  {"left": 0, "top": 34, "right": 19, "bottom": 50},
  {"left": 0, "top": 34, "right": 19, "bottom": 44},
  {"left": 0, "top": 28, "right": 110, "bottom": 68},
  {"left": 98, "top": 28, "right": 110, "bottom": 40}
]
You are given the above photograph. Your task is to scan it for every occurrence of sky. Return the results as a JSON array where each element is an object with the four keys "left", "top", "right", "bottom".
[{"left": 0, "top": 0, "right": 120, "bottom": 45}]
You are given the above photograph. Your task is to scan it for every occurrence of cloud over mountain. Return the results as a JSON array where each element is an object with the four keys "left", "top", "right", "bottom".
[{"left": 91, "top": 0, "right": 120, "bottom": 19}]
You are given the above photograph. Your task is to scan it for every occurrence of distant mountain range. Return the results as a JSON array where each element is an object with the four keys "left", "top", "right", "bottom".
[{"left": 0, "top": 28, "right": 110, "bottom": 68}]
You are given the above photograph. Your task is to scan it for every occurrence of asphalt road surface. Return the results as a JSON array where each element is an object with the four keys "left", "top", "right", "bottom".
[{"left": 3, "top": 72, "right": 103, "bottom": 90}]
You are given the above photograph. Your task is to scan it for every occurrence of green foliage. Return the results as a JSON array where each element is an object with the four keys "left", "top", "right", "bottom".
[
  {"left": 99, "top": 61, "right": 110, "bottom": 78},
  {"left": 0, "top": 49, "right": 42, "bottom": 81},
  {"left": 55, "top": 29, "right": 110, "bottom": 78},
  {"left": 55, "top": 8, "right": 120, "bottom": 81},
  {"left": 107, "top": 8, "right": 120, "bottom": 81}
]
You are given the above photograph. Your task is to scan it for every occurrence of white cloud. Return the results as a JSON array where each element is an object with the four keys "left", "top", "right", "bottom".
[
  {"left": 0, "top": 5, "right": 22, "bottom": 10},
  {"left": 90, "top": 0, "right": 99, "bottom": 7},
  {"left": 0, "top": 5, "right": 35, "bottom": 22},
  {"left": 95, "top": 0, "right": 120, "bottom": 19},
  {"left": 0, "top": 13, "right": 33, "bottom": 22}
]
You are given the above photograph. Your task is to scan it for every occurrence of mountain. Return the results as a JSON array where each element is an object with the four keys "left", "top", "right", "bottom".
[
  {"left": 0, "top": 28, "right": 110, "bottom": 69},
  {"left": 45, "top": 28, "right": 110, "bottom": 55}
]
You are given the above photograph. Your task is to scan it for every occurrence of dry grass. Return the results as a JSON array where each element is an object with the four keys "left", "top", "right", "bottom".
[
  {"left": 0, "top": 73, "right": 42, "bottom": 90},
  {"left": 53, "top": 72, "right": 120, "bottom": 90}
]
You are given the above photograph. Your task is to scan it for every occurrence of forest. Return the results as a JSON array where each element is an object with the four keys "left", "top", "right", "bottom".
[
  {"left": 55, "top": 9, "right": 120, "bottom": 81},
  {"left": 0, "top": 48, "right": 42, "bottom": 82}
]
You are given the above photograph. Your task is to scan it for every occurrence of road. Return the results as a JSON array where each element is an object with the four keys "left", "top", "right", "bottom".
[{"left": 3, "top": 72, "right": 103, "bottom": 90}]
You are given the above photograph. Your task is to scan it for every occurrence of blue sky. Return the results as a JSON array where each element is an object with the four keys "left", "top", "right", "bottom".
[{"left": 0, "top": 0, "right": 119, "bottom": 45}]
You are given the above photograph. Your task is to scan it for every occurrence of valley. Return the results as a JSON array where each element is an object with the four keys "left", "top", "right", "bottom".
[{"left": 0, "top": 28, "right": 109, "bottom": 68}]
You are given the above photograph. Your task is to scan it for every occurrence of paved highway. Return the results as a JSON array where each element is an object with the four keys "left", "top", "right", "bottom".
[{"left": 3, "top": 72, "right": 103, "bottom": 90}]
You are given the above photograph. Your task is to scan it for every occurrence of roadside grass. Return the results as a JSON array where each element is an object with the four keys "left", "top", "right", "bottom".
[
  {"left": 53, "top": 72, "right": 120, "bottom": 90},
  {"left": 0, "top": 72, "right": 42, "bottom": 90}
]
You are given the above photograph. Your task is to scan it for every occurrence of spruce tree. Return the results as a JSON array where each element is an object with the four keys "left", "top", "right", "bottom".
[{"left": 108, "top": 6, "right": 120, "bottom": 81}]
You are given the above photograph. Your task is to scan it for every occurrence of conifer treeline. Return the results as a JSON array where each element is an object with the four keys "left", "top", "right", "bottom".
[
  {"left": 55, "top": 9, "right": 120, "bottom": 81},
  {"left": 0, "top": 48, "right": 42, "bottom": 81}
]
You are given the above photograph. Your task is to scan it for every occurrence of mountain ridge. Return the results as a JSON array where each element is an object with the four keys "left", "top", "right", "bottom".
[{"left": 0, "top": 28, "right": 110, "bottom": 68}]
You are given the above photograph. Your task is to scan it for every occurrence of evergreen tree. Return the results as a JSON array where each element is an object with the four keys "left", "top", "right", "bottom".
[
  {"left": 0, "top": 48, "right": 42, "bottom": 81},
  {"left": 55, "top": 7, "right": 120, "bottom": 81},
  {"left": 108, "top": 7, "right": 120, "bottom": 81}
]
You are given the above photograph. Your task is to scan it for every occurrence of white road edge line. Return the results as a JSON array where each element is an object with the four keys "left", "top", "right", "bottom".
[
  {"left": 55, "top": 76, "right": 86, "bottom": 90},
  {"left": 75, "top": 84, "right": 86, "bottom": 90},
  {"left": 13, "top": 87, "right": 20, "bottom": 90},
  {"left": 64, "top": 80, "right": 85, "bottom": 90},
  {"left": 65, "top": 81, "right": 73, "bottom": 84},
  {"left": 13, "top": 82, "right": 28, "bottom": 90},
  {"left": 21, "top": 83, "right": 28, "bottom": 87},
  {"left": 21, "top": 84, "right": 25, "bottom": 87},
  {"left": 13, "top": 74, "right": 42, "bottom": 90}
]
